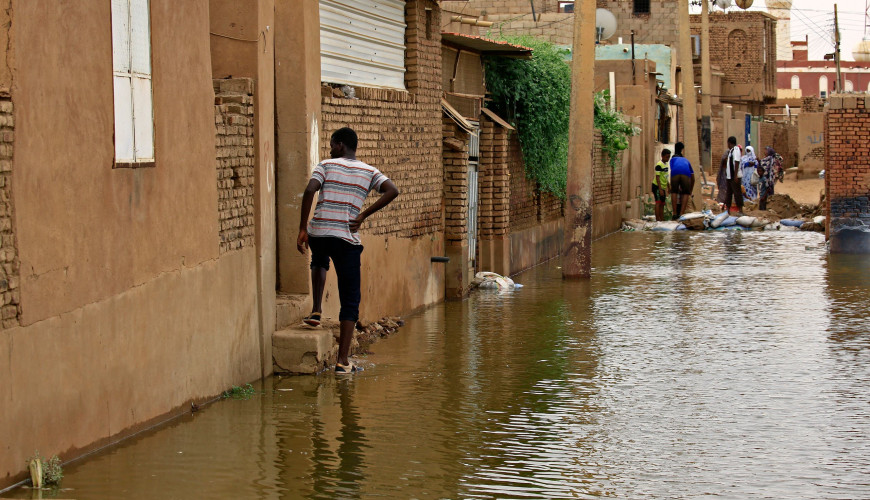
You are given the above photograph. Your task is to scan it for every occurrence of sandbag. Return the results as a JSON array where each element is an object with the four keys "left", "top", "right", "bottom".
[
  {"left": 678, "top": 212, "right": 705, "bottom": 221},
  {"left": 682, "top": 217, "right": 706, "bottom": 230},
  {"left": 736, "top": 216, "right": 757, "bottom": 227},
  {"left": 813, "top": 215, "right": 826, "bottom": 225},
  {"left": 650, "top": 221, "right": 680, "bottom": 231},
  {"left": 710, "top": 211, "right": 729, "bottom": 228},
  {"left": 722, "top": 216, "right": 738, "bottom": 227},
  {"left": 780, "top": 219, "right": 804, "bottom": 227}
]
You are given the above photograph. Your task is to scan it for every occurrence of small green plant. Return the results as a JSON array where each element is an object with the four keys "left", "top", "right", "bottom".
[
  {"left": 26, "top": 451, "right": 63, "bottom": 487},
  {"left": 594, "top": 90, "right": 640, "bottom": 172},
  {"left": 222, "top": 383, "right": 255, "bottom": 400}
]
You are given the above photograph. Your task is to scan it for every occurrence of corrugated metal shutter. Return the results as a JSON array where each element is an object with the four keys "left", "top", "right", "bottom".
[{"left": 320, "top": 0, "right": 407, "bottom": 90}]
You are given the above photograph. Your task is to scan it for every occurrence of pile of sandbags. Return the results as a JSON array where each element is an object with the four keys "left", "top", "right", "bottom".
[{"left": 622, "top": 211, "right": 827, "bottom": 232}]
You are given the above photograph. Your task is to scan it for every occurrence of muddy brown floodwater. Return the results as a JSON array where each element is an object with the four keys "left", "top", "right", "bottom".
[{"left": 7, "top": 232, "right": 869, "bottom": 499}]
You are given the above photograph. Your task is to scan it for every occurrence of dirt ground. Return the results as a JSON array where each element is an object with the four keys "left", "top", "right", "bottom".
[{"left": 775, "top": 172, "right": 825, "bottom": 206}]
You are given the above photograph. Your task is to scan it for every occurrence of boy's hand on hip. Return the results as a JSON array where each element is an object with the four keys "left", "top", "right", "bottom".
[
  {"left": 349, "top": 215, "right": 365, "bottom": 233},
  {"left": 297, "top": 229, "right": 308, "bottom": 254}
]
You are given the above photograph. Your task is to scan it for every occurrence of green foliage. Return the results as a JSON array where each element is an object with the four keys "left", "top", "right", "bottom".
[
  {"left": 594, "top": 90, "right": 640, "bottom": 172},
  {"left": 222, "top": 383, "right": 255, "bottom": 400},
  {"left": 26, "top": 451, "right": 63, "bottom": 487},
  {"left": 484, "top": 36, "right": 572, "bottom": 197}
]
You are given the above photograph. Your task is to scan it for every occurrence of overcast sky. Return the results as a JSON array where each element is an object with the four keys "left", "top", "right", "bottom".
[{"left": 691, "top": 0, "right": 867, "bottom": 61}]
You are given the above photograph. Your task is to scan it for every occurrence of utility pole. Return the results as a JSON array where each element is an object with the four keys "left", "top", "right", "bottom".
[
  {"left": 834, "top": 4, "right": 843, "bottom": 92},
  {"left": 678, "top": 0, "right": 702, "bottom": 209},
  {"left": 701, "top": 0, "right": 712, "bottom": 172},
  {"left": 562, "top": 0, "right": 596, "bottom": 279}
]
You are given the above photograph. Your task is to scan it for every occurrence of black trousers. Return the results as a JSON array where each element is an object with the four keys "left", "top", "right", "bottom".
[{"left": 308, "top": 236, "right": 363, "bottom": 322}]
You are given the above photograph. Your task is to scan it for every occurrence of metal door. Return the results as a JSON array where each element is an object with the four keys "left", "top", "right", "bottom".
[{"left": 467, "top": 123, "right": 480, "bottom": 270}]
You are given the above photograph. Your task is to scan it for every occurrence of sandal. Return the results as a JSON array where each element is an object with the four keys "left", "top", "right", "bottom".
[
  {"left": 335, "top": 362, "right": 359, "bottom": 374},
  {"left": 303, "top": 312, "right": 321, "bottom": 327}
]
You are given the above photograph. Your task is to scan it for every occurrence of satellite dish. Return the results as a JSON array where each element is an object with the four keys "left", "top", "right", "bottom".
[
  {"left": 595, "top": 9, "right": 617, "bottom": 41},
  {"left": 714, "top": 0, "right": 732, "bottom": 10},
  {"left": 734, "top": 0, "right": 753, "bottom": 8}
]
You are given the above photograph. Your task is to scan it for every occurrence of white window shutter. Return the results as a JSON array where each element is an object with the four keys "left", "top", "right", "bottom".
[
  {"left": 132, "top": 76, "right": 154, "bottom": 160},
  {"left": 320, "top": 0, "right": 406, "bottom": 90},
  {"left": 113, "top": 75, "right": 135, "bottom": 161},
  {"left": 111, "top": 0, "right": 131, "bottom": 73},
  {"left": 129, "top": 0, "right": 151, "bottom": 75}
]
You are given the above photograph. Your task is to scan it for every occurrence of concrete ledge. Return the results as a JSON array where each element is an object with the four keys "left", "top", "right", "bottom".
[
  {"left": 276, "top": 293, "right": 310, "bottom": 330},
  {"left": 272, "top": 327, "right": 336, "bottom": 374}
]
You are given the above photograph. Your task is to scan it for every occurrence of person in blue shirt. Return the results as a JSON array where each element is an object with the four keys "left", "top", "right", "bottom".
[{"left": 669, "top": 142, "right": 694, "bottom": 219}]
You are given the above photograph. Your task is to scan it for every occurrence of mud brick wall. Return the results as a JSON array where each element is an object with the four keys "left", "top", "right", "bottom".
[
  {"left": 476, "top": 13, "right": 574, "bottom": 46},
  {"left": 593, "top": 132, "right": 622, "bottom": 206},
  {"left": 0, "top": 97, "right": 20, "bottom": 329},
  {"left": 802, "top": 96, "right": 825, "bottom": 112},
  {"left": 508, "top": 134, "right": 537, "bottom": 230},
  {"left": 689, "top": 12, "right": 777, "bottom": 97},
  {"left": 214, "top": 78, "right": 255, "bottom": 254},
  {"left": 443, "top": 118, "right": 469, "bottom": 247},
  {"left": 320, "top": 0, "right": 442, "bottom": 239},
  {"left": 597, "top": 0, "right": 679, "bottom": 48},
  {"left": 478, "top": 118, "right": 511, "bottom": 238},
  {"left": 758, "top": 121, "right": 794, "bottom": 168},
  {"left": 539, "top": 191, "right": 563, "bottom": 221},
  {"left": 825, "top": 95, "right": 870, "bottom": 231}
]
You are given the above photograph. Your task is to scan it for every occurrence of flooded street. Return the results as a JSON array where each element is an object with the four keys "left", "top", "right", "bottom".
[{"left": 11, "top": 232, "right": 869, "bottom": 499}]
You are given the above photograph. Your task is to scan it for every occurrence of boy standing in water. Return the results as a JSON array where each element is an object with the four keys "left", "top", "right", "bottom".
[
  {"left": 297, "top": 127, "right": 399, "bottom": 374},
  {"left": 652, "top": 149, "right": 670, "bottom": 221}
]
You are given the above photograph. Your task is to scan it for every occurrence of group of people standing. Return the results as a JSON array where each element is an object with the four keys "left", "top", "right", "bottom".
[
  {"left": 716, "top": 136, "right": 783, "bottom": 212},
  {"left": 650, "top": 137, "right": 783, "bottom": 221}
]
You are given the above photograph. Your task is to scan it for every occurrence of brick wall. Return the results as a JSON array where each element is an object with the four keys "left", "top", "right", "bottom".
[
  {"left": 802, "top": 96, "right": 825, "bottom": 112},
  {"left": 479, "top": 13, "right": 575, "bottom": 46},
  {"left": 214, "top": 78, "right": 256, "bottom": 254},
  {"left": 593, "top": 132, "right": 622, "bottom": 206},
  {"left": 690, "top": 12, "right": 777, "bottom": 99},
  {"left": 597, "top": 0, "right": 679, "bottom": 48},
  {"left": 319, "top": 0, "right": 442, "bottom": 239},
  {"left": 757, "top": 121, "right": 797, "bottom": 169},
  {"left": 0, "top": 97, "right": 19, "bottom": 329},
  {"left": 443, "top": 118, "right": 469, "bottom": 247},
  {"left": 825, "top": 95, "right": 870, "bottom": 244},
  {"left": 508, "top": 134, "right": 537, "bottom": 230},
  {"left": 478, "top": 118, "right": 511, "bottom": 238}
]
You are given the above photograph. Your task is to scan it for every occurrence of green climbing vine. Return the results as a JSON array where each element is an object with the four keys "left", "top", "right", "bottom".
[
  {"left": 594, "top": 90, "right": 640, "bottom": 172},
  {"left": 484, "top": 36, "right": 571, "bottom": 197},
  {"left": 484, "top": 36, "right": 640, "bottom": 197}
]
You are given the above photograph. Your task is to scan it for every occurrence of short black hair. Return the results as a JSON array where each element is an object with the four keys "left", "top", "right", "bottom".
[
  {"left": 331, "top": 127, "right": 358, "bottom": 151},
  {"left": 727, "top": 136, "right": 737, "bottom": 145},
  {"left": 661, "top": 148, "right": 671, "bottom": 156},
  {"left": 674, "top": 142, "right": 684, "bottom": 155}
]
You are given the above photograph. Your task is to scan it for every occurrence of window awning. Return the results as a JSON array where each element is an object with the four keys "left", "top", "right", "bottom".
[{"left": 441, "top": 33, "right": 533, "bottom": 59}]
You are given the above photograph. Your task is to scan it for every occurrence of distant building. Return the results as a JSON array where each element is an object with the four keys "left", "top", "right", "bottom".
[{"left": 777, "top": 40, "right": 870, "bottom": 97}]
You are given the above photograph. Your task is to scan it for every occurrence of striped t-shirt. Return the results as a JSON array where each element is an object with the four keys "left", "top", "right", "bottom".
[{"left": 308, "top": 158, "right": 388, "bottom": 245}]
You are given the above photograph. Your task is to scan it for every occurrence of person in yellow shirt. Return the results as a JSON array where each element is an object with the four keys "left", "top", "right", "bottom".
[{"left": 652, "top": 149, "right": 670, "bottom": 221}]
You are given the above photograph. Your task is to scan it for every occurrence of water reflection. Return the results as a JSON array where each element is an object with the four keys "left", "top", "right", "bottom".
[{"left": 10, "top": 231, "right": 870, "bottom": 499}]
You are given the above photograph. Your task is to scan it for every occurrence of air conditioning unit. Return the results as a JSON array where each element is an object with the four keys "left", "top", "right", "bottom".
[{"left": 691, "top": 35, "right": 701, "bottom": 60}]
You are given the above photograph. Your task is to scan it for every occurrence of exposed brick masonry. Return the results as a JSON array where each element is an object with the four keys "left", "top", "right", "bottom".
[
  {"left": 443, "top": 118, "right": 469, "bottom": 246},
  {"left": 214, "top": 78, "right": 256, "bottom": 254},
  {"left": 319, "top": 0, "right": 443, "bottom": 239},
  {"left": 593, "top": 133, "right": 622, "bottom": 206},
  {"left": 0, "top": 97, "right": 19, "bottom": 329},
  {"left": 826, "top": 95, "right": 870, "bottom": 229},
  {"left": 689, "top": 12, "right": 777, "bottom": 100},
  {"left": 478, "top": 118, "right": 511, "bottom": 238}
]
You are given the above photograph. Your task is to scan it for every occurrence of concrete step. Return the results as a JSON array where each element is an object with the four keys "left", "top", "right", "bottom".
[
  {"left": 272, "top": 325, "right": 337, "bottom": 375},
  {"left": 276, "top": 293, "right": 310, "bottom": 330}
]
